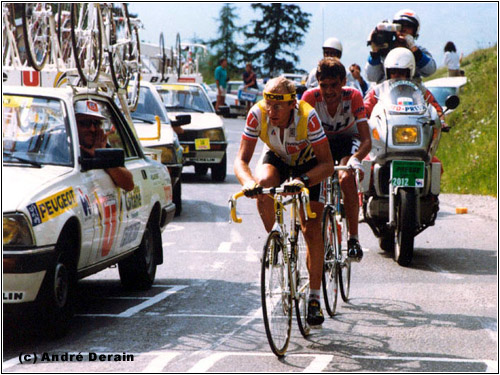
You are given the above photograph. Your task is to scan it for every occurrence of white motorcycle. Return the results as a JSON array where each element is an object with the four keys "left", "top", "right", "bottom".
[{"left": 361, "top": 79, "right": 459, "bottom": 266}]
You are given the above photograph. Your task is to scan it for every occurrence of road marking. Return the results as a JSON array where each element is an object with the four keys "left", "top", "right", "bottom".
[
  {"left": 303, "top": 354, "right": 335, "bottom": 372},
  {"left": 142, "top": 352, "right": 180, "bottom": 372},
  {"left": 178, "top": 249, "right": 260, "bottom": 254},
  {"left": 217, "top": 242, "right": 232, "bottom": 252},
  {"left": 188, "top": 352, "right": 228, "bottom": 373},
  {"left": 76, "top": 285, "right": 188, "bottom": 318},
  {"left": 162, "top": 313, "right": 262, "bottom": 319},
  {"left": 352, "top": 355, "right": 496, "bottom": 370},
  {"left": 246, "top": 244, "right": 260, "bottom": 262}
]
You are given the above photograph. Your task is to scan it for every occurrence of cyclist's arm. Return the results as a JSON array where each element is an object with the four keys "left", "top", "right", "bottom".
[
  {"left": 234, "top": 137, "right": 258, "bottom": 186},
  {"left": 305, "top": 140, "right": 334, "bottom": 186},
  {"left": 354, "top": 121, "right": 371, "bottom": 161}
]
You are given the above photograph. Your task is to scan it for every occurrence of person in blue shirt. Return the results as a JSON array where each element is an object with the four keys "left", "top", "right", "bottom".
[{"left": 214, "top": 58, "right": 228, "bottom": 111}]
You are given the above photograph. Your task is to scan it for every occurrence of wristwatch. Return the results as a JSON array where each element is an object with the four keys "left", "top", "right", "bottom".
[{"left": 300, "top": 174, "right": 310, "bottom": 188}]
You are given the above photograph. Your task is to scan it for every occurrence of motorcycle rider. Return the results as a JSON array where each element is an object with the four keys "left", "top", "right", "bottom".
[
  {"left": 306, "top": 37, "right": 343, "bottom": 88},
  {"left": 302, "top": 57, "right": 371, "bottom": 261},
  {"left": 364, "top": 48, "right": 445, "bottom": 126},
  {"left": 365, "top": 9, "right": 436, "bottom": 83}
]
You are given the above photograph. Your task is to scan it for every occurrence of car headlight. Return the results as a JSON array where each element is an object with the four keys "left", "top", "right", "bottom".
[
  {"left": 393, "top": 126, "right": 419, "bottom": 145},
  {"left": 3, "top": 214, "right": 35, "bottom": 247},
  {"left": 202, "top": 129, "right": 225, "bottom": 141},
  {"left": 153, "top": 146, "right": 177, "bottom": 164}
]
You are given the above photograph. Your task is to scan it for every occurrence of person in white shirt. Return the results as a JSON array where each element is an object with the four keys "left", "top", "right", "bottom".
[{"left": 444, "top": 41, "right": 463, "bottom": 77}]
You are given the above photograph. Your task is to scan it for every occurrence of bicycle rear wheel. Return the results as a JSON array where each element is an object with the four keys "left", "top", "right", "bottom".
[
  {"left": 107, "top": 3, "right": 131, "bottom": 90},
  {"left": 57, "top": 3, "right": 73, "bottom": 64},
  {"left": 22, "top": 3, "right": 51, "bottom": 71},
  {"left": 322, "top": 205, "right": 340, "bottom": 317},
  {"left": 339, "top": 214, "right": 351, "bottom": 302},
  {"left": 293, "top": 224, "right": 310, "bottom": 338},
  {"left": 127, "top": 24, "right": 141, "bottom": 111},
  {"left": 71, "top": 3, "right": 102, "bottom": 85},
  {"left": 261, "top": 231, "right": 292, "bottom": 357}
]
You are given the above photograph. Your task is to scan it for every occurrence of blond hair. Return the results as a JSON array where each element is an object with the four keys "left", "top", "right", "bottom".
[{"left": 264, "top": 76, "right": 296, "bottom": 95}]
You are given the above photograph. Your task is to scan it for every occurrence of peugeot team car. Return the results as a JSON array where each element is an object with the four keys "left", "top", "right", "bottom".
[
  {"left": 155, "top": 83, "right": 229, "bottom": 181},
  {"left": 131, "top": 81, "right": 188, "bottom": 215},
  {"left": 3, "top": 85, "right": 175, "bottom": 335}
]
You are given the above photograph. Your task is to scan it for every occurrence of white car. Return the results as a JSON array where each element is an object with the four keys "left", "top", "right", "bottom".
[
  {"left": 155, "top": 83, "right": 228, "bottom": 181},
  {"left": 3, "top": 85, "right": 175, "bottom": 335},
  {"left": 201, "top": 82, "right": 245, "bottom": 118},
  {"left": 132, "top": 81, "right": 187, "bottom": 216},
  {"left": 425, "top": 76, "right": 467, "bottom": 112}
]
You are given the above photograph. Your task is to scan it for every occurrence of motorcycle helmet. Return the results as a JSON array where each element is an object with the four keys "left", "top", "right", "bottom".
[
  {"left": 384, "top": 47, "right": 416, "bottom": 79},
  {"left": 393, "top": 9, "right": 420, "bottom": 38},
  {"left": 322, "top": 37, "right": 343, "bottom": 58}
]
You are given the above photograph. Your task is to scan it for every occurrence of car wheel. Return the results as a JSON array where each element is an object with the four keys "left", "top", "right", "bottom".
[
  {"left": 173, "top": 180, "right": 182, "bottom": 216},
  {"left": 119, "top": 223, "right": 157, "bottom": 290},
  {"left": 40, "top": 233, "right": 77, "bottom": 337},
  {"left": 211, "top": 153, "right": 227, "bottom": 182},
  {"left": 194, "top": 164, "right": 209, "bottom": 176}
]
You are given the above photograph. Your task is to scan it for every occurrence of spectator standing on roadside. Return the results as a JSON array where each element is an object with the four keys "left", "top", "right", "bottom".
[
  {"left": 242, "top": 62, "right": 258, "bottom": 112},
  {"left": 215, "top": 58, "right": 228, "bottom": 111},
  {"left": 443, "top": 41, "right": 463, "bottom": 77},
  {"left": 306, "top": 37, "right": 343, "bottom": 88},
  {"left": 346, "top": 63, "right": 369, "bottom": 97}
]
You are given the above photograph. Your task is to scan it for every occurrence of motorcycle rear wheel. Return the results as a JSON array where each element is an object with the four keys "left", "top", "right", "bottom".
[{"left": 395, "top": 188, "right": 416, "bottom": 266}]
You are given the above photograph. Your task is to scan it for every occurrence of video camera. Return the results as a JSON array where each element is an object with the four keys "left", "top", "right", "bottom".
[{"left": 367, "top": 22, "right": 401, "bottom": 52}]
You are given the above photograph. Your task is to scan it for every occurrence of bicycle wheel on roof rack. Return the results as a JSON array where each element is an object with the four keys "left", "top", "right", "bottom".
[
  {"left": 57, "top": 3, "right": 73, "bottom": 65},
  {"left": 127, "top": 25, "right": 141, "bottom": 111},
  {"left": 159, "top": 32, "right": 167, "bottom": 81},
  {"left": 22, "top": 3, "right": 51, "bottom": 71},
  {"left": 107, "top": 3, "right": 131, "bottom": 90},
  {"left": 175, "top": 32, "right": 181, "bottom": 78},
  {"left": 71, "top": 3, "right": 102, "bottom": 85}
]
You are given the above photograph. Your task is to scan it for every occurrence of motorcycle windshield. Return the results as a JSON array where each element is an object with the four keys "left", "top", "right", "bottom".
[{"left": 379, "top": 80, "right": 427, "bottom": 115}]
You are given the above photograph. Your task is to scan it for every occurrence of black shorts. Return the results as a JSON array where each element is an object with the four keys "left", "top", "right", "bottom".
[
  {"left": 262, "top": 151, "right": 321, "bottom": 201},
  {"left": 328, "top": 135, "right": 361, "bottom": 163}
]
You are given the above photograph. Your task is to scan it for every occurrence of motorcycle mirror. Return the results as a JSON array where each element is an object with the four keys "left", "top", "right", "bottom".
[{"left": 444, "top": 95, "right": 460, "bottom": 111}]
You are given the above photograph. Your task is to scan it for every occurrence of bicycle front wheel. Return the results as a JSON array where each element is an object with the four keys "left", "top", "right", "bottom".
[
  {"left": 322, "top": 205, "right": 340, "bottom": 317},
  {"left": 339, "top": 215, "right": 351, "bottom": 302},
  {"left": 293, "top": 224, "right": 310, "bottom": 338},
  {"left": 261, "top": 231, "right": 292, "bottom": 357}
]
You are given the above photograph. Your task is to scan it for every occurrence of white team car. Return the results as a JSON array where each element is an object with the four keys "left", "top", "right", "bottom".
[
  {"left": 155, "top": 83, "right": 229, "bottom": 181},
  {"left": 3, "top": 85, "right": 175, "bottom": 335},
  {"left": 424, "top": 76, "right": 467, "bottom": 112},
  {"left": 131, "top": 81, "right": 188, "bottom": 216}
]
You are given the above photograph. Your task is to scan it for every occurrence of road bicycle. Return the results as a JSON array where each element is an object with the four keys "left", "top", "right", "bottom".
[
  {"left": 229, "top": 185, "right": 317, "bottom": 357},
  {"left": 321, "top": 166, "right": 360, "bottom": 317}
]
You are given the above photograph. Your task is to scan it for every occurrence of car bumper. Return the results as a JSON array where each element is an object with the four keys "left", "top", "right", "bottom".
[
  {"left": 3, "top": 245, "right": 56, "bottom": 304},
  {"left": 229, "top": 105, "right": 246, "bottom": 116},
  {"left": 180, "top": 142, "right": 227, "bottom": 165}
]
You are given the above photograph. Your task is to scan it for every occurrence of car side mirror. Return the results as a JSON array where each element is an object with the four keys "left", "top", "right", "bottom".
[
  {"left": 216, "top": 106, "right": 230, "bottom": 116},
  {"left": 80, "top": 148, "right": 125, "bottom": 171},
  {"left": 171, "top": 114, "right": 191, "bottom": 127},
  {"left": 445, "top": 95, "right": 460, "bottom": 111}
]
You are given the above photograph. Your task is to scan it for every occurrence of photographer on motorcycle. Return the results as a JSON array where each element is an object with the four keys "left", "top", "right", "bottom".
[
  {"left": 302, "top": 57, "right": 371, "bottom": 261},
  {"left": 365, "top": 9, "right": 436, "bottom": 83}
]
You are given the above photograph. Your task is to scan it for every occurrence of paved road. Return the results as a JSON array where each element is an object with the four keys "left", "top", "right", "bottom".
[{"left": 3, "top": 117, "right": 498, "bottom": 372}]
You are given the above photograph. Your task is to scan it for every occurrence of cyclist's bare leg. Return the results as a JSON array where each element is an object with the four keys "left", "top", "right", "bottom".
[
  {"left": 255, "top": 163, "right": 281, "bottom": 232},
  {"left": 300, "top": 201, "right": 324, "bottom": 290},
  {"left": 339, "top": 156, "right": 359, "bottom": 237}
]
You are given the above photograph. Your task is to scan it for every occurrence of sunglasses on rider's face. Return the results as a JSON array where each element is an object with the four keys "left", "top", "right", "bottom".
[{"left": 79, "top": 119, "right": 102, "bottom": 129}]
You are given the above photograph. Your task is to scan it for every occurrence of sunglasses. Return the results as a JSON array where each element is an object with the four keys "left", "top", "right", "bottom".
[{"left": 79, "top": 119, "right": 102, "bottom": 129}]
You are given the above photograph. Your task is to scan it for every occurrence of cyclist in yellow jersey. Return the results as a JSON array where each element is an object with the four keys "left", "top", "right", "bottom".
[{"left": 234, "top": 77, "right": 334, "bottom": 327}]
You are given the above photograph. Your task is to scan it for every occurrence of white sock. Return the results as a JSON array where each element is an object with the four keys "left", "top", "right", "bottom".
[{"left": 309, "top": 289, "right": 321, "bottom": 301}]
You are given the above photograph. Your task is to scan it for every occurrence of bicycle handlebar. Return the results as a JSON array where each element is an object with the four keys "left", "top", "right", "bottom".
[{"left": 229, "top": 187, "right": 316, "bottom": 224}]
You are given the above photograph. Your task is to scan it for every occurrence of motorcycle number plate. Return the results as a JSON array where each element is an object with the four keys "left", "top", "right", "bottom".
[{"left": 391, "top": 161, "right": 425, "bottom": 187}]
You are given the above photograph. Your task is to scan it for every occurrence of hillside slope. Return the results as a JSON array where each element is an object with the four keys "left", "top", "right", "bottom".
[{"left": 432, "top": 46, "right": 497, "bottom": 197}]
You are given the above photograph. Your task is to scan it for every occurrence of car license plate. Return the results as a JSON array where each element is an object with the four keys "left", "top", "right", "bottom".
[
  {"left": 391, "top": 160, "right": 425, "bottom": 187},
  {"left": 182, "top": 145, "right": 189, "bottom": 154},
  {"left": 195, "top": 138, "right": 211, "bottom": 150}
]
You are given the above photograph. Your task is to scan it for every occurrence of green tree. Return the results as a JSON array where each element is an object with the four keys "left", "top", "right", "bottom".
[
  {"left": 243, "top": 3, "right": 311, "bottom": 77},
  {"left": 204, "top": 3, "right": 244, "bottom": 80}
]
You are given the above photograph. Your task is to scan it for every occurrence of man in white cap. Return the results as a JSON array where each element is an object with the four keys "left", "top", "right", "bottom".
[
  {"left": 75, "top": 100, "right": 134, "bottom": 191},
  {"left": 305, "top": 37, "right": 343, "bottom": 88}
]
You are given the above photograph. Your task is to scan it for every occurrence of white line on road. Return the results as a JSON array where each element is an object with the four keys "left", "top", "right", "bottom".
[
  {"left": 142, "top": 352, "right": 181, "bottom": 372},
  {"left": 217, "top": 242, "right": 232, "bottom": 252},
  {"left": 303, "top": 355, "right": 335, "bottom": 372},
  {"left": 76, "top": 285, "right": 188, "bottom": 318},
  {"left": 427, "top": 264, "right": 464, "bottom": 280}
]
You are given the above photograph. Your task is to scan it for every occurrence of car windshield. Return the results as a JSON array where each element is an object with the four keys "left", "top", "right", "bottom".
[
  {"left": 3, "top": 94, "right": 72, "bottom": 167},
  {"left": 132, "top": 86, "right": 168, "bottom": 123},
  {"left": 427, "top": 86, "right": 456, "bottom": 107},
  {"left": 378, "top": 80, "right": 427, "bottom": 115},
  {"left": 157, "top": 85, "right": 212, "bottom": 113}
]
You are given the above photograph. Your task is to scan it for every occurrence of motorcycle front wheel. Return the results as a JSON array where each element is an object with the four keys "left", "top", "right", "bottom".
[{"left": 395, "top": 188, "right": 416, "bottom": 266}]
